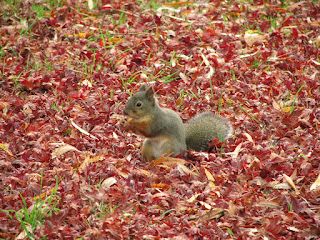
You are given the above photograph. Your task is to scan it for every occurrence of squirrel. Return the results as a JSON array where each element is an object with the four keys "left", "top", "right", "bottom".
[{"left": 122, "top": 84, "right": 233, "bottom": 161}]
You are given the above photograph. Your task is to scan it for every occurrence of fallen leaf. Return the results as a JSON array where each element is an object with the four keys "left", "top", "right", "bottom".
[
  {"left": 101, "top": 177, "right": 117, "bottom": 189},
  {"left": 52, "top": 143, "right": 81, "bottom": 157},
  {"left": 186, "top": 193, "right": 200, "bottom": 203},
  {"left": 255, "top": 200, "right": 281, "bottom": 208},
  {"left": 310, "top": 173, "right": 320, "bottom": 191},
  {"left": 204, "top": 168, "right": 215, "bottom": 182},
  {"left": 151, "top": 157, "right": 187, "bottom": 166},
  {"left": 283, "top": 174, "right": 299, "bottom": 194},
  {"left": 151, "top": 183, "right": 170, "bottom": 191},
  {"left": 244, "top": 31, "right": 267, "bottom": 46},
  {"left": 201, "top": 208, "right": 225, "bottom": 221},
  {"left": 225, "top": 143, "right": 243, "bottom": 159},
  {"left": 0, "top": 143, "right": 13, "bottom": 156},
  {"left": 71, "top": 119, "right": 98, "bottom": 140},
  {"left": 243, "top": 132, "right": 254, "bottom": 144}
]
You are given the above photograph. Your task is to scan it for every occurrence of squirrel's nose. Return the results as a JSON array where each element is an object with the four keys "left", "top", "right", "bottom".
[{"left": 124, "top": 108, "right": 128, "bottom": 115}]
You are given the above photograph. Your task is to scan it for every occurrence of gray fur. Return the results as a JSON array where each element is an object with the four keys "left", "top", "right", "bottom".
[
  {"left": 125, "top": 85, "right": 233, "bottom": 157},
  {"left": 185, "top": 112, "right": 233, "bottom": 151}
]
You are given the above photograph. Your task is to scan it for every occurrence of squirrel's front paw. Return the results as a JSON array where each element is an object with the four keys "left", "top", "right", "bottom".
[
  {"left": 121, "top": 116, "right": 134, "bottom": 131},
  {"left": 121, "top": 118, "right": 130, "bottom": 131},
  {"left": 111, "top": 114, "right": 131, "bottom": 131}
]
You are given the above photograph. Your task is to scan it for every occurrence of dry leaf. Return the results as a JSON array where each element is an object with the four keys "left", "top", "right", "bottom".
[
  {"left": 186, "top": 193, "right": 200, "bottom": 203},
  {"left": 137, "top": 168, "right": 151, "bottom": 175},
  {"left": 274, "top": 182, "right": 291, "bottom": 190},
  {"left": 228, "top": 200, "right": 236, "bottom": 215},
  {"left": 78, "top": 154, "right": 103, "bottom": 172},
  {"left": 248, "top": 156, "right": 262, "bottom": 169},
  {"left": 244, "top": 132, "right": 254, "bottom": 144},
  {"left": 151, "top": 157, "right": 187, "bottom": 166},
  {"left": 87, "top": 0, "right": 94, "bottom": 10},
  {"left": 201, "top": 208, "right": 225, "bottom": 221},
  {"left": 52, "top": 144, "right": 81, "bottom": 157},
  {"left": 310, "top": 173, "right": 320, "bottom": 191},
  {"left": 283, "top": 174, "right": 299, "bottom": 194},
  {"left": 179, "top": 72, "right": 189, "bottom": 82},
  {"left": 177, "top": 163, "right": 197, "bottom": 175},
  {"left": 70, "top": 119, "right": 98, "bottom": 140},
  {"left": 32, "top": 188, "right": 57, "bottom": 201},
  {"left": 290, "top": 169, "right": 297, "bottom": 181},
  {"left": 81, "top": 79, "right": 93, "bottom": 88},
  {"left": 255, "top": 201, "right": 281, "bottom": 208},
  {"left": 101, "top": 177, "right": 117, "bottom": 189},
  {"left": 225, "top": 143, "right": 242, "bottom": 159},
  {"left": 0, "top": 143, "right": 13, "bottom": 156},
  {"left": 244, "top": 31, "right": 267, "bottom": 46},
  {"left": 239, "top": 50, "right": 260, "bottom": 59},
  {"left": 204, "top": 168, "right": 215, "bottom": 182},
  {"left": 151, "top": 184, "right": 170, "bottom": 191},
  {"left": 199, "top": 201, "right": 212, "bottom": 210},
  {"left": 272, "top": 99, "right": 281, "bottom": 110}
]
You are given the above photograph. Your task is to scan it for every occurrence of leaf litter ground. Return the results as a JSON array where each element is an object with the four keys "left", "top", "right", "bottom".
[{"left": 0, "top": 0, "right": 320, "bottom": 239}]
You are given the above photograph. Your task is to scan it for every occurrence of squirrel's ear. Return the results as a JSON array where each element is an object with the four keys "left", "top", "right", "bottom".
[
  {"left": 145, "top": 86, "right": 155, "bottom": 103},
  {"left": 139, "top": 84, "right": 147, "bottom": 92}
]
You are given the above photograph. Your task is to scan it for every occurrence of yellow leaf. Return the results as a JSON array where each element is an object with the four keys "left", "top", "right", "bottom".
[
  {"left": 109, "top": 37, "right": 124, "bottom": 43},
  {"left": 274, "top": 7, "right": 287, "bottom": 12},
  {"left": 0, "top": 143, "right": 13, "bottom": 156},
  {"left": 204, "top": 168, "right": 215, "bottom": 182},
  {"left": 137, "top": 168, "right": 151, "bottom": 175},
  {"left": 245, "top": 30, "right": 260, "bottom": 34},
  {"left": 157, "top": 164, "right": 172, "bottom": 170},
  {"left": 32, "top": 188, "right": 56, "bottom": 201},
  {"left": 181, "top": 10, "right": 192, "bottom": 15},
  {"left": 228, "top": 200, "right": 236, "bottom": 215},
  {"left": 272, "top": 99, "right": 281, "bottom": 110},
  {"left": 186, "top": 193, "right": 200, "bottom": 203},
  {"left": 151, "top": 183, "right": 170, "bottom": 190},
  {"left": 208, "top": 181, "right": 216, "bottom": 190},
  {"left": 282, "top": 106, "right": 292, "bottom": 113},
  {"left": 74, "top": 105, "right": 84, "bottom": 112},
  {"left": 151, "top": 157, "right": 186, "bottom": 166},
  {"left": 78, "top": 32, "right": 87, "bottom": 38},
  {"left": 89, "top": 155, "right": 103, "bottom": 163},
  {"left": 78, "top": 154, "right": 103, "bottom": 171}
]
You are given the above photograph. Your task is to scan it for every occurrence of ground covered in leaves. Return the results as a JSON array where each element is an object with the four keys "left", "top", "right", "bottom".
[{"left": 1, "top": 0, "right": 320, "bottom": 239}]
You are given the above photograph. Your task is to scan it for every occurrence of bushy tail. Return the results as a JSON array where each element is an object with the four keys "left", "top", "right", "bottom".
[{"left": 185, "top": 112, "right": 233, "bottom": 151}]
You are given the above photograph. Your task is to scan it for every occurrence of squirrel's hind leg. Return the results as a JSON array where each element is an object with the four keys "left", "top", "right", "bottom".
[{"left": 141, "top": 136, "right": 185, "bottom": 162}]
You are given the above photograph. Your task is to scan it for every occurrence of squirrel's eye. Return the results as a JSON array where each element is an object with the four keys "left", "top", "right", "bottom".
[{"left": 136, "top": 101, "right": 142, "bottom": 107}]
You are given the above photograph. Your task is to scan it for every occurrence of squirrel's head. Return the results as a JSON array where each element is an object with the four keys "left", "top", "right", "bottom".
[{"left": 124, "top": 84, "right": 156, "bottom": 119}]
